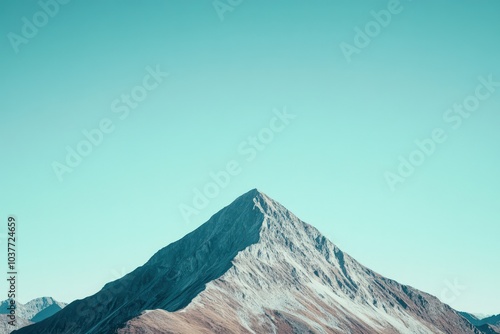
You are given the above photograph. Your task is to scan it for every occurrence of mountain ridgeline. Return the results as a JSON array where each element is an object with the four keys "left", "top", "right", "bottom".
[
  {"left": 0, "top": 297, "right": 66, "bottom": 334},
  {"left": 13, "top": 189, "right": 498, "bottom": 334}
]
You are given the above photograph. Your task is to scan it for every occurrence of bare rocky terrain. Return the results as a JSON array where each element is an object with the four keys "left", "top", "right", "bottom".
[
  {"left": 0, "top": 297, "right": 66, "bottom": 334},
  {"left": 13, "top": 189, "right": 498, "bottom": 334}
]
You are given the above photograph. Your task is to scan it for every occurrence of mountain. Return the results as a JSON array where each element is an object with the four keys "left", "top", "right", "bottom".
[
  {"left": 461, "top": 313, "right": 489, "bottom": 326},
  {"left": 13, "top": 189, "right": 496, "bottom": 333},
  {"left": 481, "top": 315, "right": 500, "bottom": 327},
  {"left": 0, "top": 315, "right": 31, "bottom": 334},
  {"left": 460, "top": 312, "right": 500, "bottom": 333},
  {"left": 461, "top": 312, "right": 489, "bottom": 327},
  {"left": 0, "top": 297, "right": 66, "bottom": 334}
]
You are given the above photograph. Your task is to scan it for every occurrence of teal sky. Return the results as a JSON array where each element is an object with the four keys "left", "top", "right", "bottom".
[{"left": 1, "top": 0, "right": 499, "bottom": 315}]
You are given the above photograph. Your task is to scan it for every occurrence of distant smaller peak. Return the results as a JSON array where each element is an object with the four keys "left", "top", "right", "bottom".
[
  {"left": 26, "top": 297, "right": 67, "bottom": 307},
  {"left": 32, "top": 297, "right": 54, "bottom": 302}
]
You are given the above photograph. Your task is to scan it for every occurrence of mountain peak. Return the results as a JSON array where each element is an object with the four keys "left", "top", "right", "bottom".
[
  {"left": 233, "top": 188, "right": 287, "bottom": 216},
  {"left": 13, "top": 190, "right": 490, "bottom": 334},
  {"left": 230, "top": 188, "right": 268, "bottom": 207},
  {"left": 1, "top": 296, "right": 67, "bottom": 332}
]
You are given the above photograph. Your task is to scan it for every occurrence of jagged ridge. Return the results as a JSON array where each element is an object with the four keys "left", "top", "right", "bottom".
[{"left": 14, "top": 189, "right": 492, "bottom": 334}]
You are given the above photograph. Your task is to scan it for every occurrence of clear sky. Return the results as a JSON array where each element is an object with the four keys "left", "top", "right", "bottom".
[{"left": 1, "top": 0, "right": 499, "bottom": 315}]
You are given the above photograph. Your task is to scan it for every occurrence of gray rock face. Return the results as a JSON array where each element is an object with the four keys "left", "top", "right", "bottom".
[
  {"left": 0, "top": 297, "right": 66, "bottom": 334},
  {"left": 13, "top": 189, "right": 493, "bottom": 333},
  {"left": 0, "top": 315, "right": 32, "bottom": 334}
]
